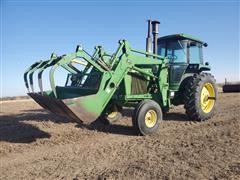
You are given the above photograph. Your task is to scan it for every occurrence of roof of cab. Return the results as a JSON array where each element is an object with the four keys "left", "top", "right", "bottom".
[{"left": 158, "top": 33, "right": 205, "bottom": 44}]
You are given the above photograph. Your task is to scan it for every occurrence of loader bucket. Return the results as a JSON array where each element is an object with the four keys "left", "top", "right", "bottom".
[
  {"left": 27, "top": 75, "right": 113, "bottom": 124},
  {"left": 28, "top": 92, "right": 99, "bottom": 123}
]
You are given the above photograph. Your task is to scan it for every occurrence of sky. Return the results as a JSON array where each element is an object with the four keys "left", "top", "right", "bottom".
[{"left": 0, "top": 0, "right": 239, "bottom": 97}]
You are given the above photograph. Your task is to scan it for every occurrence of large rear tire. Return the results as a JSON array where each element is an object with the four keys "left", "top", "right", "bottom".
[
  {"left": 184, "top": 73, "right": 218, "bottom": 121},
  {"left": 132, "top": 100, "right": 162, "bottom": 135}
]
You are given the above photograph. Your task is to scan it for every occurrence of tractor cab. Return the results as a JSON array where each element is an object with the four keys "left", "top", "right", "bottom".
[{"left": 157, "top": 34, "right": 210, "bottom": 90}]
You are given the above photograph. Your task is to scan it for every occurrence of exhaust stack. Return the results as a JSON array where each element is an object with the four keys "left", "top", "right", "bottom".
[
  {"left": 146, "top": 20, "right": 152, "bottom": 53},
  {"left": 151, "top": 20, "right": 160, "bottom": 54}
]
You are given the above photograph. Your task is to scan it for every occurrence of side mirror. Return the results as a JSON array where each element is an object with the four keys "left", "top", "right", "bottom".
[
  {"left": 203, "top": 43, "right": 208, "bottom": 47},
  {"left": 205, "top": 62, "right": 209, "bottom": 66}
]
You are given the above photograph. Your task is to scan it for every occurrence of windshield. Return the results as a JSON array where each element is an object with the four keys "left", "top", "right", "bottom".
[{"left": 158, "top": 40, "right": 187, "bottom": 63}]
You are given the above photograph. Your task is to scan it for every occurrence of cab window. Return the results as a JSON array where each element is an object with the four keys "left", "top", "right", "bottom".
[
  {"left": 157, "top": 42, "right": 166, "bottom": 57},
  {"left": 158, "top": 40, "right": 187, "bottom": 63},
  {"left": 166, "top": 41, "right": 187, "bottom": 63},
  {"left": 189, "top": 42, "right": 202, "bottom": 64}
]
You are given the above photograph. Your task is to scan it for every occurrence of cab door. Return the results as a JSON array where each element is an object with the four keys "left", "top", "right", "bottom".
[{"left": 167, "top": 40, "right": 188, "bottom": 90}]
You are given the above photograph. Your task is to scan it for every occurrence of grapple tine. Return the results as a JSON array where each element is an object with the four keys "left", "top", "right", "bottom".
[
  {"left": 37, "top": 53, "right": 59, "bottom": 94},
  {"left": 29, "top": 72, "right": 35, "bottom": 92},
  {"left": 28, "top": 60, "right": 49, "bottom": 92},
  {"left": 24, "top": 61, "right": 42, "bottom": 92},
  {"left": 38, "top": 73, "right": 44, "bottom": 95},
  {"left": 24, "top": 71, "right": 31, "bottom": 93}
]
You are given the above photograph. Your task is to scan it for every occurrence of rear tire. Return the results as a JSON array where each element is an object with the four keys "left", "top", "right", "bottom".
[
  {"left": 132, "top": 100, "right": 162, "bottom": 135},
  {"left": 183, "top": 73, "right": 218, "bottom": 121}
]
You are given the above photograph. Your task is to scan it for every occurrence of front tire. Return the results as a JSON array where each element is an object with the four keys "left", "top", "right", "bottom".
[
  {"left": 184, "top": 73, "right": 218, "bottom": 121},
  {"left": 132, "top": 100, "right": 162, "bottom": 135}
]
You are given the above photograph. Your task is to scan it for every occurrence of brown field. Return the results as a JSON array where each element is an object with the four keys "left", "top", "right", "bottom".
[{"left": 0, "top": 93, "right": 239, "bottom": 179}]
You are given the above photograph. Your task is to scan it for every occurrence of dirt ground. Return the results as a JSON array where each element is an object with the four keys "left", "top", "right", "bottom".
[{"left": 0, "top": 93, "right": 239, "bottom": 179}]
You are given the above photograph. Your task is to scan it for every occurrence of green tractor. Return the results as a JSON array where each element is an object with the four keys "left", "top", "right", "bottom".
[{"left": 24, "top": 20, "right": 217, "bottom": 135}]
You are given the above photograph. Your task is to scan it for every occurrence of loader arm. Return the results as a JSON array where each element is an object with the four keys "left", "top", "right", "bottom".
[{"left": 61, "top": 40, "right": 168, "bottom": 123}]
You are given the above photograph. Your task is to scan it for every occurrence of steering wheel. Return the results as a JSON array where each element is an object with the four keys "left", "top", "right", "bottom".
[{"left": 166, "top": 54, "right": 177, "bottom": 61}]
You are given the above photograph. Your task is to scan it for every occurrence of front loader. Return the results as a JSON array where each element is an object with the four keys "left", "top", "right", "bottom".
[{"left": 24, "top": 20, "right": 217, "bottom": 135}]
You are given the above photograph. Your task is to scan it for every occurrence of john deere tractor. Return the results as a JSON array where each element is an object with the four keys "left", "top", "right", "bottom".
[{"left": 24, "top": 20, "right": 217, "bottom": 135}]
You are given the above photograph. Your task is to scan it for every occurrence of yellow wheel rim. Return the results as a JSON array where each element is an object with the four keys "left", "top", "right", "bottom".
[
  {"left": 108, "top": 111, "right": 118, "bottom": 119},
  {"left": 145, "top": 109, "right": 157, "bottom": 128},
  {"left": 200, "top": 83, "right": 215, "bottom": 113}
]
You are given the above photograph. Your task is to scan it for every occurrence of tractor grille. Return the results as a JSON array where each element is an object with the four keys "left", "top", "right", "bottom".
[{"left": 130, "top": 73, "right": 148, "bottom": 95}]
